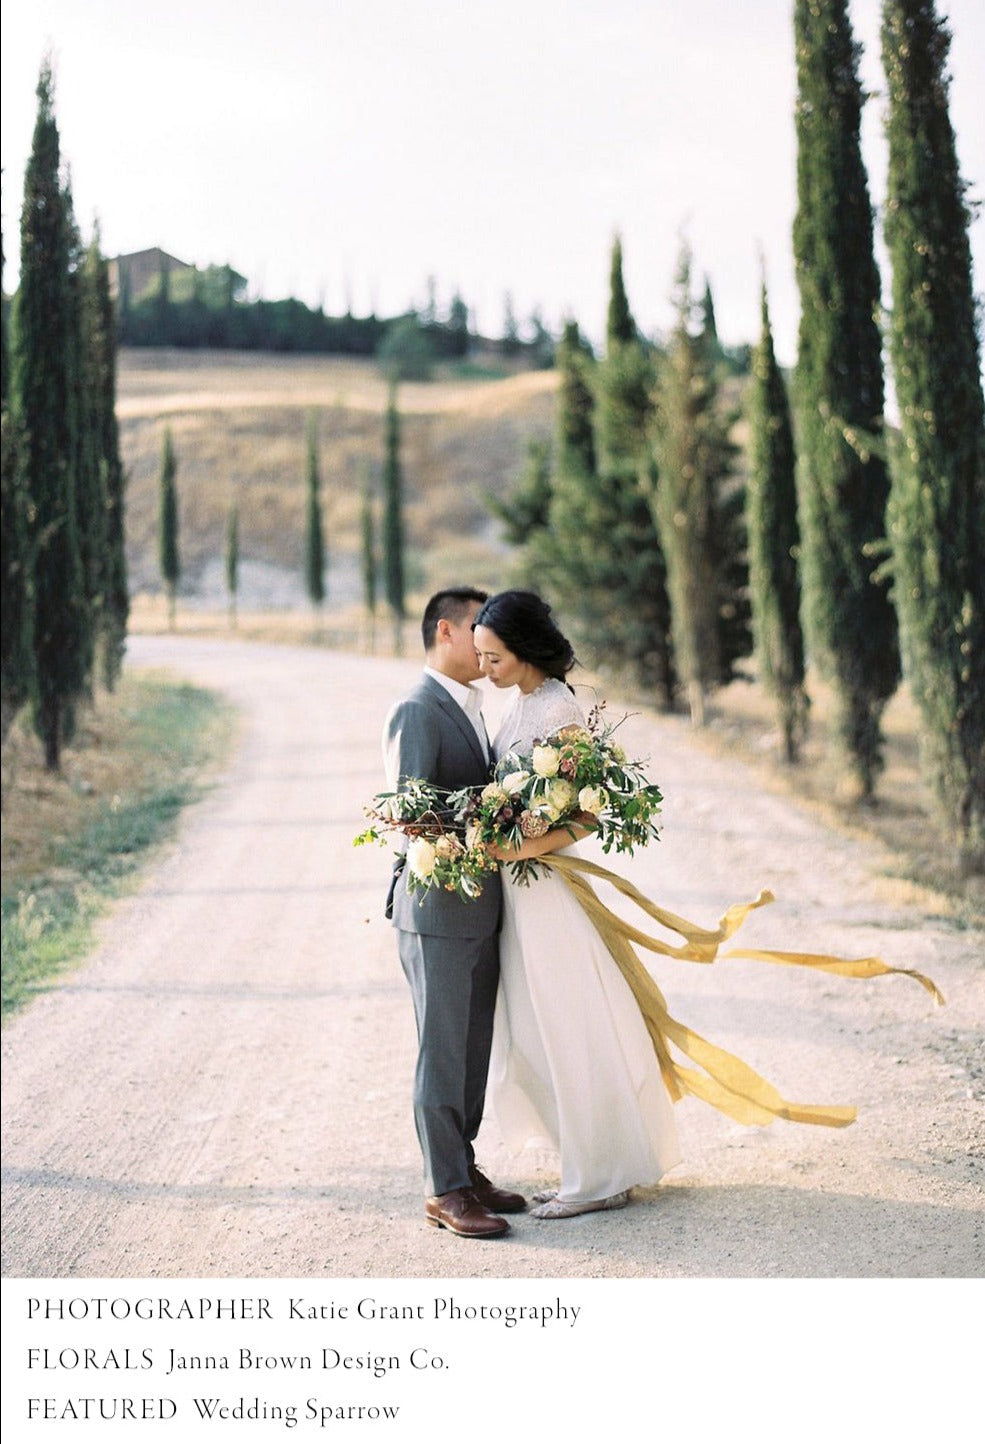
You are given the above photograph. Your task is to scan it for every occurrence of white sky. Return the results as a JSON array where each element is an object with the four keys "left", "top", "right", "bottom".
[{"left": 1, "top": 0, "right": 983, "bottom": 366}]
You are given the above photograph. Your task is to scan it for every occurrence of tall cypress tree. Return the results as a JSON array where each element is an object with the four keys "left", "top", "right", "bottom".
[
  {"left": 792, "top": 0, "right": 900, "bottom": 797},
  {"left": 68, "top": 195, "right": 101, "bottom": 696},
  {"left": 654, "top": 250, "right": 747, "bottom": 725},
  {"left": 487, "top": 437, "right": 552, "bottom": 547},
  {"left": 304, "top": 410, "right": 326, "bottom": 614},
  {"left": 360, "top": 472, "right": 378, "bottom": 651},
  {"left": 85, "top": 227, "right": 128, "bottom": 689},
  {"left": 2, "top": 217, "right": 34, "bottom": 745},
  {"left": 157, "top": 426, "right": 180, "bottom": 629},
  {"left": 225, "top": 499, "right": 239, "bottom": 628},
  {"left": 882, "top": 0, "right": 985, "bottom": 872},
  {"left": 747, "top": 283, "right": 808, "bottom": 761},
  {"left": 381, "top": 380, "right": 406, "bottom": 652},
  {"left": 11, "top": 60, "right": 87, "bottom": 768}
]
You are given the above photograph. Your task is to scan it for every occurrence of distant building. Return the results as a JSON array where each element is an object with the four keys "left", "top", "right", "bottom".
[
  {"left": 109, "top": 248, "right": 248, "bottom": 303},
  {"left": 109, "top": 248, "right": 194, "bottom": 302}
]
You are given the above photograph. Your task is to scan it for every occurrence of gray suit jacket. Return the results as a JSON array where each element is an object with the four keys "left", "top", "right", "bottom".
[{"left": 383, "top": 673, "right": 502, "bottom": 939}]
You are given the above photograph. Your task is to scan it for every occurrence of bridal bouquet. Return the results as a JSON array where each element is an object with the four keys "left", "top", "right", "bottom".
[
  {"left": 452, "top": 706, "right": 663, "bottom": 884},
  {"left": 354, "top": 778, "right": 499, "bottom": 901},
  {"left": 356, "top": 706, "right": 662, "bottom": 898}
]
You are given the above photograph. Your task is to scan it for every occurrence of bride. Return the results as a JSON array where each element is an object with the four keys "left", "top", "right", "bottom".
[{"left": 472, "top": 589, "right": 681, "bottom": 1219}]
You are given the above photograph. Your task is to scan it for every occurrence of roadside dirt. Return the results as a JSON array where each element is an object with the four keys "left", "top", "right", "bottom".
[{"left": 2, "top": 636, "right": 982, "bottom": 1279}]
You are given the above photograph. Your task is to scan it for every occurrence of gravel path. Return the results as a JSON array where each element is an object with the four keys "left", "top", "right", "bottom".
[{"left": 2, "top": 635, "right": 982, "bottom": 1279}]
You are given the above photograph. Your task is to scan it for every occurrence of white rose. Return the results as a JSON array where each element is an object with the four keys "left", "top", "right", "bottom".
[
  {"left": 532, "top": 745, "right": 561, "bottom": 777},
  {"left": 407, "top": 836, "right": 437, "bottom": 880},
  {"left": 547, "top": 778, "right": 578, "bottom": 812},
  {"left": 500, "top": 770, "right": 531, "bottom": 795},
  {"left": 465, "top": 822, "right": 485, "bottom": 851},
  {"left": 578, "top": 785, "right": 608, "bottom": 816}
]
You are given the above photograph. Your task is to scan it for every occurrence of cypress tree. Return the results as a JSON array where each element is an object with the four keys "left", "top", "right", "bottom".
[
  {"left": 747, "top": 282, "right": 808, "bottom": 761},
  {"left": 360, "top": 472, "right": 378, "bottom": 651},
  {"left": 487, "top": 437, "right": 552, "bottom": 547},
  {"left": 654, "top": 250, "right": 747, "bottom": 725},
  {"left": 11, "top": 60, "right": 88, "bottom": 768},
  {"left": 304, "top": 410, "right": 326, "bottom": 615},
  {"left": 84, "top": 226, "right": 128, "bottom": 689},
  {"left": 381, "top": 381, "right": 406, "bottom": 652},
  {"left": 531, "top": 254, "right": 674, "bottom": 702},
  {"left": 792, "top": 0, "right": 900, "bottom": 798},
  {"left": 606, "top": 234, "right": 635, "bottom": 347},
  {"left": 225, "top": 499, "right": 239, "bottom": 628},
  {"left": 2, "top": 218, "right": 35, "bottom": 746},
  {"left": 157, "top": 426, "right": 180, "bottom": 629},
  {"left": 68, "top": 197, "right": 102, "bottom": 696},
  {"left": 881, "top": 0, "right": 985, "bottom": 872}
]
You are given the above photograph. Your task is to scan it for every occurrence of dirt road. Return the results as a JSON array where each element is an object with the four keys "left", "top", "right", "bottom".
[{"left": 2, "top": 635, "right": 982, "bottom": 1279}]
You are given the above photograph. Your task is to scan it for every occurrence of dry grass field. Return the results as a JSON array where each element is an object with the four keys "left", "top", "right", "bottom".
[{"left": 117, "top": 348, "right": 556, "bottom": 603}]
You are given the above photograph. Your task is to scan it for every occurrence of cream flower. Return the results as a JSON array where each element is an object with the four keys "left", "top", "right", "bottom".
[
  {"left": 500, "top": 770, "right": 531, "bottom": 795},
  {"left": 407, "top": 836, "right": 437, "bottom": 880},
  {"left": 481, "top": 782, "right": 509, "bottom": 806},
  {"left": 434, "top": 834, "right": 463, "bottom": 859},
  {"left": 578, "top": 785, "right": 609, "bottom": 816},
  {"left": 531, "top": 744, "right": 561, "bottom": 777}
]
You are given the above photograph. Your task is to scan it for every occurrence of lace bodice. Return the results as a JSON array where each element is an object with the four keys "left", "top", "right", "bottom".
[{"left": 492, "top": 678, "right": 585, "bottom": 761}]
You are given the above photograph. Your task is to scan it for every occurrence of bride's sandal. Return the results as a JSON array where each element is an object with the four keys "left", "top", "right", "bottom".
[
  {"left": 531, "top": 1188, "right": 559, "bottom": 1204},
  {"left": 531, "top": 1190, "right": 631, "bottom": 1219}
]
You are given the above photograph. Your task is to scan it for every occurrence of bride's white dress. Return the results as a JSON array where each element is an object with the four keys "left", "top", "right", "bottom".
[{"left": 488, "top": 678, "right": 680, "bottom": 1202}]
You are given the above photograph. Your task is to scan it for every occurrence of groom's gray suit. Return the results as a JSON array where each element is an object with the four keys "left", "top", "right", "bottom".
[{"left": 384, "top": 673, "right": 502, "bottom": 1197}]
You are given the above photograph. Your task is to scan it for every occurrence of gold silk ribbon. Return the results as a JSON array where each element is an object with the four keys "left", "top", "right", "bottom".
[{"left": 544, "top": 854, "right": 944, "bottom": 1130}]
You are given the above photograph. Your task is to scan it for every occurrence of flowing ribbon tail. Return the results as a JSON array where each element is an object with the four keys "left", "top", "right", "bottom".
[{"left": 544, "top": 853, "right": 943, "bottom": 1130}]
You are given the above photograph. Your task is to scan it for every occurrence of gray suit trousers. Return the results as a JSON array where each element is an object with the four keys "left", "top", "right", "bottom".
[{"left": 397, "top": 927, "right": 500, "bottom": 1197}]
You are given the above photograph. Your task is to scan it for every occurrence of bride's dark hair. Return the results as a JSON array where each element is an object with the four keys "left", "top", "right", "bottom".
[{"left": 473, "top": 590, "right": 576, "bottom": 684}]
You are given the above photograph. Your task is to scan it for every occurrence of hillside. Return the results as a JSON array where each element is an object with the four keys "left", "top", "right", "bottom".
[{"left": 117, "top": 348, "right": 557, "bottom": 607}]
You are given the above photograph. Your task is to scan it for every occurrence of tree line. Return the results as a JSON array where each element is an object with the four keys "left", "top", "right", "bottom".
[
  {"left": 116, "top": 257, "right": 554, "bottom": 372},
  {"left": 2, "top": 61, "right": 129, "bottom": 770},
  {"left": 492, "top": 0, "right": 984, "bottom": 874}
]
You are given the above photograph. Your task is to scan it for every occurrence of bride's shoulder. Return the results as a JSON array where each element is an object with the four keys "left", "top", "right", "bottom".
[{"left": 533, "top": 678, "right": 585, "bottom": 733}]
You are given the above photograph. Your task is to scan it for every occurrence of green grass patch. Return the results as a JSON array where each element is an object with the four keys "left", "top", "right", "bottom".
[{"left": 1, "top": 676, "right": 235, "bottom": 1019}]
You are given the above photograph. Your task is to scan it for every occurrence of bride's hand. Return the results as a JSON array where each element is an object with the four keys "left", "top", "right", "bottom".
[{"left": 489, "top": 812, "right": 598, "bottom": 863}]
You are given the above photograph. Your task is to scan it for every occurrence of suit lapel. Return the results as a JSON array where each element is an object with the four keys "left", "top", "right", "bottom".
[{"left": 420, "top": 674, "right": 489, "bottom": 772}]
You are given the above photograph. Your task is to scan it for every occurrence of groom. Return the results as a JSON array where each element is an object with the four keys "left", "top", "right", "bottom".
[{"left": 383, "top": 587, "right": 524, "bottom": 1237}]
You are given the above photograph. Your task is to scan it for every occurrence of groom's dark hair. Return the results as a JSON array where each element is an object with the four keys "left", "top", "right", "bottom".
[{"left": 422, "top": 587, "right": 488, "bottom": 651}]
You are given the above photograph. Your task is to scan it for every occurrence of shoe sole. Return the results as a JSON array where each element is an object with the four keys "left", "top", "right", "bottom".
[{"left": 425, "top": 1216, "right": 510, "bottom": 1237}]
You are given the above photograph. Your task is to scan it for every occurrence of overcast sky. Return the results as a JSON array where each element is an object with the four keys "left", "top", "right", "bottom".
[{"left": 2, "top": 0, "right": 983, "bottom": 366}]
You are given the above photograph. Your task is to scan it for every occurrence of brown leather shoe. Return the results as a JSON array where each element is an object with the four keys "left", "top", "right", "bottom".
[
  {"left": 424, "top": 1188, "right": 510, "bottom": 1238},
  {"left": 469, "top": 1165, "right": 526, "bottom": 1214}
]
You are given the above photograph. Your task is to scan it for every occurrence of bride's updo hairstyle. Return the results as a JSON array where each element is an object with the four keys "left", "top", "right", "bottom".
[{"left": 473, "top": 590, "right": 576, "bottom": 685}]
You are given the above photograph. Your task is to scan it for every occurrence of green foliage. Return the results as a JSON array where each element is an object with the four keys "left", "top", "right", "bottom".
[
  {"left": 11, "top": 60, "right": 88, "bottom": 769},
  {"left": 225, "top": 500, "right": 239, "bottom": 624},
  {"left": 157, "top": 425, "right": 180, "bottom": 626},
  {"left": 304, "top": 411, "right": 326, "bottom": 607},
  {"left": 526, "top": 259, "right": 674, "bottom": 702},
  {"left": 747, "top": 284, "right": 808, "bottom": 760},
  {"left": 377, "top": 314, "right": 435, "bottom": 381},
  {"left": 487, "top": 437, "right": 552, "bottom": 547},
  {"left": 606, "top": 235, "right": 636, "bottom": 348},
  {"left": 84, "top": 230, "right": 128, "bottom": 689},
  {"left": 382, "top": 382, "right": 406, "bottom": 631},
  {"left": 881, "top": 0, "right": 985, "bottom": 871},
  {"left": 360, "top": 474, "right": 378, "bottom": 618},
  {"left": 792, "top": 0, "right": 900, "bottom": 796},
  {"left": 653, "top": 250, "right": 749, "bottom": 723}
]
